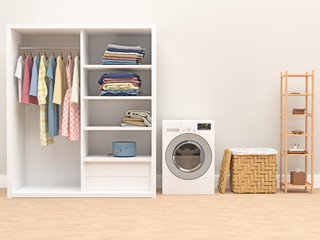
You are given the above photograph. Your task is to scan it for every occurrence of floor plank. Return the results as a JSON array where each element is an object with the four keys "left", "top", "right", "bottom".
[{"left": 1, "top": 189, "right": 320, "bottom": 239}]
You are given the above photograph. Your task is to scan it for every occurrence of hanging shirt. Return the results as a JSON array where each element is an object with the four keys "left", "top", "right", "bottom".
[
  {"left": 14, "top": 55, "right": 25, "bottom": 103},
  {"left": 53, "top": 56, "right": 66, "bottom": 105},
  {"left": 29, "top": 56, "right": 40, "bottom": 97},
  {"left": 46, "top": 56, "right": 59, "bottom": 137},
  {"left": 21, "top": 56, "right": 34, "bottom": 104},
  {"left": 70, "top": 56, "right": 80, "bottom": 104},
  {"left": 38, "top": 55, "right": 53, "bottom": 146},
  {"left": 59, "top": 55, "right": 80, "bottom": 141}
]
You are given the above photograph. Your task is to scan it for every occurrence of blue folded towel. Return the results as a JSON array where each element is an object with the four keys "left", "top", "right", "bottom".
[
  {"left": 107, "top": 48, "right": 145, "bottom": 54},
  {"left": 100, "top": 89, "right": 139, "bottom": 96}
]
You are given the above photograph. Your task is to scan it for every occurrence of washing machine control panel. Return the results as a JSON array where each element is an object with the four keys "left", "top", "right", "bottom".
[{"left": 197, "top": 123, "right": 211, "bottom": 130}]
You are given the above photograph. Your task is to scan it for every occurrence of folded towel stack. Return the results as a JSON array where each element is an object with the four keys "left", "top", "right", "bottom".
[
  {"left": 121, "top": 110, "right": 152, "bottom": 127},
  {"left": 98, "top": 72, "right": 142, "bottom": 96},
  {"left": 102, "top": 44, "right": 145, "bottom": 65}
]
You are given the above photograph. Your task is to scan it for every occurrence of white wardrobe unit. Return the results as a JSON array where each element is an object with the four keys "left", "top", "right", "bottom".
[{"left": 6, "top": 25, "right": 156, "bottom": 198}]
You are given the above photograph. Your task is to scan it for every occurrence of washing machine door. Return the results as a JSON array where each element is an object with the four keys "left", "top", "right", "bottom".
[{"left": 165, "top": 133, "right": 212, "bottom": 180}]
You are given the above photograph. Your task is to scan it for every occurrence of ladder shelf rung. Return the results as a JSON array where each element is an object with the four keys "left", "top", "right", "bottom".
[{"left": 281, "top": 74, "right": 312, "bottom": 77}]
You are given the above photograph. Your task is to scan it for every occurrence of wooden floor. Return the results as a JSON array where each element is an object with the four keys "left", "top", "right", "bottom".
[{"left": 1, "top": 188, "right": 320, "bottom": 240}]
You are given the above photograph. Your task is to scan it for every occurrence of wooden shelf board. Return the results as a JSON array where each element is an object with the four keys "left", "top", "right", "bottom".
[
  {"left": 281, "top": 94, "right": 312, "bottom": 96},
  {"left": 84, "top": 155, "right": 152, "bottom": 163},
  {"left": 281, "top": 152, "right": 311, "bottom": 156},
  {"left": 281, "top": 114, "right": 312, "bottom": 117},
  {"left": 83, "top": 96, "right": 152, "bottom": 100},
  {"left": 280, "top": 182, "right": 312, "bottom": 187},
  {"left": 83, "top": 64, "right": 152, "bottom": 70},
  {"left": 83, "top": 126, "right": 152, "bottom": 131},
  {"left": 281, "top": 133, "right": 312, "bottom": 136}
]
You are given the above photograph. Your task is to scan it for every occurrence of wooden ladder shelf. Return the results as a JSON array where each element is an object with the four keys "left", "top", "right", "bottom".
[{"left": 280, "top": 70, "right": 314, "bottom": 193}]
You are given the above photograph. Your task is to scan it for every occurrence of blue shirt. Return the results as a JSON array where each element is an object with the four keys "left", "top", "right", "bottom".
[
  {"left": 46, "top": 56, "right": 59, "bottom": 137},
  {"left": 29, "top": 56, "right": 40, "bottom": 96}
]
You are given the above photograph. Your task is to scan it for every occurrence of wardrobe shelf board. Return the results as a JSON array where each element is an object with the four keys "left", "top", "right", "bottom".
[
  {"left": 84, "top": 155, "right": 152, "bottom": 163},
  {"left": 83, "top": 126, "right": 152, "bottom": 131},
  {"left": 83, "top": 65, "right": 152, "bottom": 70},
  {"left": 12, "top": 185, "right": 81, "bottom": 197},
  {"left": 83, "top": 190, "right": 152, "bottom": 197},
  {"left": 11, "top": 186, "right": 153, "bottom": 198},
  {"left": 281, "top": 94, "right": 312, "bottom": 96},
  {"left": 18, "top": 46, "right": 80, "bottom": 50},
  {"left": 83, "top": 96, "right": 152, "bottom": 100}
]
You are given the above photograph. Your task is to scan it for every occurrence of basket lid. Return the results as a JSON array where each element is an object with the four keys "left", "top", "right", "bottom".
[
  {"left": 229, "top": 148, "right": 277, "bottom": 155},
  {"left": 218, "top": 149, "right": 232, "bottom": 194}
]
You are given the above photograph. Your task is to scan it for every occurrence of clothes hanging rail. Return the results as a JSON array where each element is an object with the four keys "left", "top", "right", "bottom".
[{"left": 18, "top": 47, "right": 80, "bottom": 50}]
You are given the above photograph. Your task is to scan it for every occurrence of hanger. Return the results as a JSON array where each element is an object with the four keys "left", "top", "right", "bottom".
[
  {"left": 67, "top": 51, "right": 73, "bottom": 64},
  {"left": 52, "top": 51, "right": 56, "bottom": 60},
  {"left": 21, "top": 51, "right": 26, "bottom": 58},
  {"left": 28, "top": 51, "right": 33, "bottom": 59},
  {"left": 43, "top": 51, "right": 48, "bottom": 60},
  {"left": 60, "top": 51, "right": 63, "bottom": 60},
  {"left": 77, "top": 51, "right": 80, "bottom": 59},
  {"left": 37, "top": 51, "right": 40, "bottom": 58}
]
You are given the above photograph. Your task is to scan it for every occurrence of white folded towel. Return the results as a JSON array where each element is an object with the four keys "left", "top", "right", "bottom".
[{"left": 125, "top": 110, "right": 152, "bottom": 127}]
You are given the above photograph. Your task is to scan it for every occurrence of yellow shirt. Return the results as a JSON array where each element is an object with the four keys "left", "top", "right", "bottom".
[
  {"left": 37, "top": 55, "right": 49, "bottom": 104},
  {"left": 53, "top": 56, "right": 66, "bottom": 105},
  {"left": 38, "top": 55, "right": 53, "bottom": 146}
]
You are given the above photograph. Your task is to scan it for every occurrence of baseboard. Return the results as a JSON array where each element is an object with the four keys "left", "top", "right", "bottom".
[
  {"left": 157, "top": 174, "right": 320, "bottom": 189},
  {"left": 0, "top": 175, "right": 7, "bottom": 188},
  {"left": 2, "top": 175, "right": 319, "bottom": 189}
]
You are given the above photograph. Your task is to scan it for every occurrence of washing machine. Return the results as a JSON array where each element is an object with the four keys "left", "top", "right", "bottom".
[{"left": 162, "top": 120, "right": 215, "bottom": 194}]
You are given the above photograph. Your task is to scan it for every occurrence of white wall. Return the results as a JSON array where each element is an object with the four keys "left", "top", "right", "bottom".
[{"left": 1, "top": 0, "right": 320, "bottom": 176}]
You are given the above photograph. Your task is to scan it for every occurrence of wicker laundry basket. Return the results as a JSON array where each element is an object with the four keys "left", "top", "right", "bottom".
[{"left": 229, "top": 150, "right": 277, "bottom": 194}]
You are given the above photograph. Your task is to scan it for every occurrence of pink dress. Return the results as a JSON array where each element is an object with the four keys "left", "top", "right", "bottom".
[{"left": 59, "top": 55, "right": 80, "bottom": 141}]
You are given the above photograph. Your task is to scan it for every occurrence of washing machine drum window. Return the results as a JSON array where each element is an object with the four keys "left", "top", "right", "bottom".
[{"left": 166, "top": 133, "right": 212, "bottom": 180}]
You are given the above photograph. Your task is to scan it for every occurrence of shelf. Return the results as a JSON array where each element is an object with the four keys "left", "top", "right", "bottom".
[
  {"left": 11, "top": 185, "right": 153, "bottom": 197},
  {"left": 281, "top": 74, "right": 312, "bottom": 77},
  {"left": 281, "top": 152, "right": 311, "bottom": 156},
  {"left": 281, "top": 133, "right": 312, "bottom": 136},
  {"left": 84, "top": 155, "right": 152, "bottom": 163},
  {"left": 83, "top": 64, "right": 152, "bottom": 70},
  {"left": 12, "top": 185, "right": 81, "bottom": 197},
  {"left": 280, "top": 71, "right": 314, "bottom": 194},
  {"left": 83, "top": 96, "right": 152, "bottom": 101},
  {"left": 83, "top": 126, "right": 152, "bottom": 131},
  {"left": 281, "top": 94, "right": 312, "bottom": 96},
  {"left": 280, "top": 182, "right": 312, "bottom": 188},
  {"left": 82, "top": 189, "right": 153, "bottom": 197},
  {"left": 281, "top": 114, "right": 312, "bottom": 117}
]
